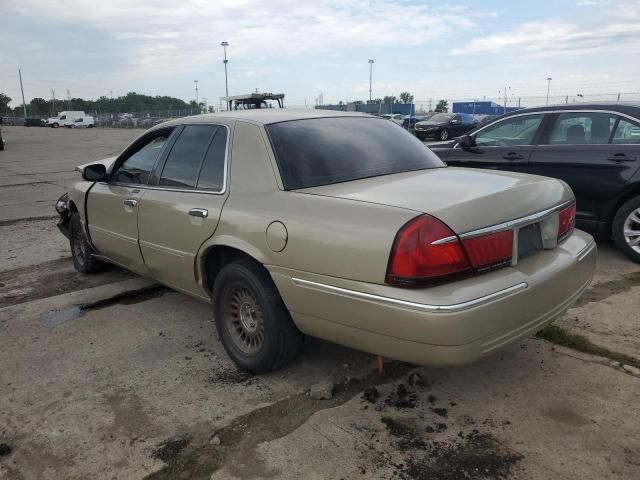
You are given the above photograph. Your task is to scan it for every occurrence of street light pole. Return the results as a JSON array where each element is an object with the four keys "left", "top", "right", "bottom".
[
  {"left": 368, "top": 59, "right": 374, "bottom": 102},
  {"left": 194, "top": 80, "right": 199, "bottom": 105},
  {"left": 221, "top": 41, "right": 229, "bottom": 104},
  {"left": 546, "top": 77, "right": 552, "bottom": 105}
]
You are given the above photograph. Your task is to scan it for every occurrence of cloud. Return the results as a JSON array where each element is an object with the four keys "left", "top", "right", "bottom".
[
  {"left": 9, "top": 0, "right": 493, "bottom": 78},
  {"left": 452, "top": 1, "right": 640, "bottom": 56}
]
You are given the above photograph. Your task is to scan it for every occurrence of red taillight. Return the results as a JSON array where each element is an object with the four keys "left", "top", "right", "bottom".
[
  {"left": 386, "top": 215, "right": 471, "bottom": 286},
  {"left": 558, "top": 202, "right": 576, "bottom": 240},
  {"left": 386, "top": 216, "right": 515, "bottom": 287},
  {"left": 461, "top": 230, "right": 513, "bottom": 271}
]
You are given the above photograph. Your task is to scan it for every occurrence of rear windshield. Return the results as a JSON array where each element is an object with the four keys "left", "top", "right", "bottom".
[{"left": 266, "top": 117, "right": 445, "bottom": 189}]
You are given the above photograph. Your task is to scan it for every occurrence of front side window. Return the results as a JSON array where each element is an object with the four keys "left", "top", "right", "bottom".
[
  {"left": 159, "top": 125, "right": 217, "bottom": 188},
  {"left": 266, "top": 117, "right": 444, "bottom": 190},
  {"left": 612, "top": 117, "right": 640, "bottom": 144},
  {"left": 474, "top": 114, "right": 544, "bottom": 147},
  {"left": 112, "top": 131, "right": 172, "bottom": 184},
  {"left": 549, "top": 112, "right": 616, "bottom": 145}
]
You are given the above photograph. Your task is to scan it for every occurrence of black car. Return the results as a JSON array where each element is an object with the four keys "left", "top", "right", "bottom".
[
  {"left": 429, "top": 103, "right": 640, "bottom": 262},
  {"left": 414, "top": 113, "right": 476, "bottom": 141}
]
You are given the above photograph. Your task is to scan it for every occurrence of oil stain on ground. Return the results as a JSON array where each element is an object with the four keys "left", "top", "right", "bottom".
[
  {"left": 38, "top": 285, "right": 168, "bottom": 327},
  {"left": 144, "top": 362, "right": 416, "bottom": 480}
]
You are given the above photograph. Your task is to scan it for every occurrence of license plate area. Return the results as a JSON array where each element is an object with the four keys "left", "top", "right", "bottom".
[{"left": 517, "top": 222, "right": 544, "bottom": 261}]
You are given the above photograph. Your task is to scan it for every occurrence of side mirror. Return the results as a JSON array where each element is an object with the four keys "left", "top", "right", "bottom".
[
  {"left": 457, "top": 134, "right": 475, "bottom": 148},
  {"left": 82, "top": 163, "right": 108, "bottom": 182}
]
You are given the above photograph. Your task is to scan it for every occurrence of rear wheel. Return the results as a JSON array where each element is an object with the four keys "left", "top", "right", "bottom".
[
  {"left": 439, "top": 129, "right": 449, "bottom": 141},
  {"left": 69, "top": 212, "right": 106, "bottom": 273},
  {"left": 213, "top": 259, "right": 303, "bottom": 373},
  {"left": 612, "top": 196, "right": 640, "bottom": 263}
]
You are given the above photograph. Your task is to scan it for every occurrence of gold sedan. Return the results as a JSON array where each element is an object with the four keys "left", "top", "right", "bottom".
[{"left": 55, "top": 110, "right": 596, "bottom": 373}]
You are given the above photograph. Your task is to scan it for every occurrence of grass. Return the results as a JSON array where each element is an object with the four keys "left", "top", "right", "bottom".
[{"left": 537, "top": 324, "right": 640, "bottom": 370}]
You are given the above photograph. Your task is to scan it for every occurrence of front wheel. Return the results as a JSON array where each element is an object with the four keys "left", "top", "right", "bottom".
[
  {"left": 213, "top": 260, "right": 304, "bottom": 373},
  {"left": 612, "top": 196, "right": 640, "bottom": 263},
  {"left": 52, "top": 123, "right": 59, "bottom": 128},
  {"left": 439, "top": 128, "right": 449, "bottom": 141},
  {"left": 69, "top": 212, "right": 106, "bottom": 273}
]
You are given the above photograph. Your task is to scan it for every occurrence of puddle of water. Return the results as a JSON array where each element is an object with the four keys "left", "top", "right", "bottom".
[{"left": 39, "top": 305, "right": 83, "bottom": 327}]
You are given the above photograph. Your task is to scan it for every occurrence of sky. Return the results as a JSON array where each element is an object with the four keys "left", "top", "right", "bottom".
[{"left": 1, "top": 0, "right": 639, "bottom": 109}]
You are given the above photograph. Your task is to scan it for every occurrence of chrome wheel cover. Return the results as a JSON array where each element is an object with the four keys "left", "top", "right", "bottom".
[
  {"left": 623, "top": 207, "right": 640, "bottom": 253},
  {"left": 223, "top": 284, "right": 265, "bottom": 355}
]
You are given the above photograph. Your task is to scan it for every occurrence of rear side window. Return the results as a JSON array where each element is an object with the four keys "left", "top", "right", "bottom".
[
  {"left": 196, "top": 127, "right": 228, "bottom": 191},
  {"left": 612, "top": 117, "right": 640, "bottom": 144},
  {"left": 160, "top": 125, "right": 216, "bottom": 188},
  {"left": 549, "top": 112, "right": 617, "bottom": 145},
  {"left": 266, "top": 117, "right": 444, "bottom": 189}
]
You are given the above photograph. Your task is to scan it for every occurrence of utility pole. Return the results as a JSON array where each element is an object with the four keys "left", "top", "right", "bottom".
[
  {"left": 18, "top": 69, "right": 28, "bottom": 117},
  {"left": 546, "top": 77, "right": 552, "bottom": 105},
  {"left": 194, "top": 80, "right": 199, "bottom": 105},
  {"left": 368, "top": 59, "right": 374, "bottom": 102},
  {"left": 221, "top": 41, "right": 230, "bottom": 103},
  {"left": 50, "top": 88, "right": 56, "bottom": 116},
  {"left": 502, "top": 86, "right": 510, "bottom": 114},
  {"left": 67, "top": 89, "right": 71, "bottom": 110}
]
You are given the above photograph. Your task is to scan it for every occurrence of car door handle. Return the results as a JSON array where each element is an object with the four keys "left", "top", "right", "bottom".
[
  {"left": 189, "top": 208, "right": 208, "bottom": 218},
  {"left": 503, "top": 152, "right": 524, "bottom": 161},
  {"left": 607, "top": 153, "right": 637, "bottom": 162},
  {"left": 123, "top": 199, "right": 138, "bottom": 208}
]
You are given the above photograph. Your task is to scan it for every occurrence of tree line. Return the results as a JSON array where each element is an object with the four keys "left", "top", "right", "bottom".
[{"left": 0, "top": 91, "right": 197, "bottom": 117}]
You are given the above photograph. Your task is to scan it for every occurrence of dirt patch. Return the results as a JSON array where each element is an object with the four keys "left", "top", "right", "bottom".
[
  {"left": 537, "top": 324, "right": 640, "bottom": 369},
  {"left": 144, "top": 362, "right": 416, "bottom": 480},
  {"left": 398, "top": 430, "right": 523, "bottom": 480},
  {"left": 0, "top": 443, "right": 12, "bottom": 456},
  {"left": 383, "top": 383, "right": 418, "bottom": 410},
  {"left": 208, "top": 365, "right": 257, "bottom": 385},
  {"left": 152, "top": 436, "right": 191, "bottom": 464},
  {"left": 572, "top": 271, "right": 640, "bottom": 309},
  {"left": 0, "top": 258, "right": 135, "bottom": 308},
  {"left": 381, "top": 417, "right": 426, "bottom": 451}
]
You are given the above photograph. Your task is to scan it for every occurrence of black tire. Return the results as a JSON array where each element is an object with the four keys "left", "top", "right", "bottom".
[
  {"left": 612, "top": 196, "right": 640, "bottom": 263},
  {"left": 52, "top": 123, "right": 59, "bottom": 128},
  {"left": 439, "top": 128, "right": 449, "bottom": 141},
  {"left": 0, "top": 138, "right": 4, "bottom": 151},
  {"left": 69, "top": 212, "right": 106, "bottom": 273},
  {"left": 213, "top": 259, "right": 304, "bottom": 373}
]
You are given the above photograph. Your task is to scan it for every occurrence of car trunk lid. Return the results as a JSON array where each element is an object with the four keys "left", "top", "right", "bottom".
[{"left": 296, "top": 167, "right": 573, "bottom": 234}]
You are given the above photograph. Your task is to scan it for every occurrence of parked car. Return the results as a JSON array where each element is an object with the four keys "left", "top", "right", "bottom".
[
  {"left": 473, "top": 114, "right": 498, "bottom": 126},
  {"left": 415, "top": 113, "right": 476, "bottom": 141},
  {"left": 55, "top": 110, "right": 595, "bottom": 372},
  {"left": 429, "top": 103, "right": 640, "bottom": 262},
  {"left": 381, "top": 113, "right": 405, "bottom": 126},
  {"left": 65, "top": 116, "right": 95, "bottom": 128},
  {"left": 402, "top": 115, "right": 429, "bottom": 129}
]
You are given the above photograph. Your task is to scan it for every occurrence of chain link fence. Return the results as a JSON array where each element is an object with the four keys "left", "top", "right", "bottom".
[{"left": 3, "top": 92, "right": 639, "bottom": 129}]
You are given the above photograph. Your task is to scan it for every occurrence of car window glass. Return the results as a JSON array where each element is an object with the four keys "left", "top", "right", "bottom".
[
  {"left": 612, "top": 117, "right": 640, "bottom": 144},
  {"left": 549, "top": 112, "right": 616, "bottom": 145},
  {"left": 112, "top": 132, "right": 172, "bottom": 184},
  {"left": 196, "top": 127, "right": 228, "bottom": 191},
  {"left": 267, "top": 117, "right": 444, "bottom": 190},
  {"left": 160, "top": 125, "right": 216, "bottom": 188},
  {"left": 474, "top": 114, "right": 543, "bottom": 147}
]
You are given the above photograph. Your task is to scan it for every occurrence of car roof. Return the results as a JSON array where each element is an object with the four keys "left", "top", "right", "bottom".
[
  {"left": 152, "top": 109, "right": 371, "bottom": 130},
  {"left": 502, "top": 102, "right": 640, "bottom": 117}
]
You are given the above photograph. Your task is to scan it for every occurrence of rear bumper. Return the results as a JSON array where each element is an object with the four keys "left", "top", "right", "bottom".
[{"left": 269, "top": 229, "right": 596, "bottom": 365}]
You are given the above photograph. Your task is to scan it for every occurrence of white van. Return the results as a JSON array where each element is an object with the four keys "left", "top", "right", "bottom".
[
  {"left": 64, "top": 116, "right": 95, "bottom": 128},
  {"left": 46, "top": 111, "right": 86, "bottom": 128}
]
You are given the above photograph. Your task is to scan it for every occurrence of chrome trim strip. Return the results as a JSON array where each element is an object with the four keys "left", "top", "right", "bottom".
[
  {"left": 458, "top": 200, "right": 574, "bottom": 239},
  {"left": 577, "top": 239, "right": 597, "bottom": 262},
  {"left": 290, "top": 277, "right": 529, "bottom": 313},
  {"left": 431, "top": 235, "right": 458, "bottom": 245}
]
